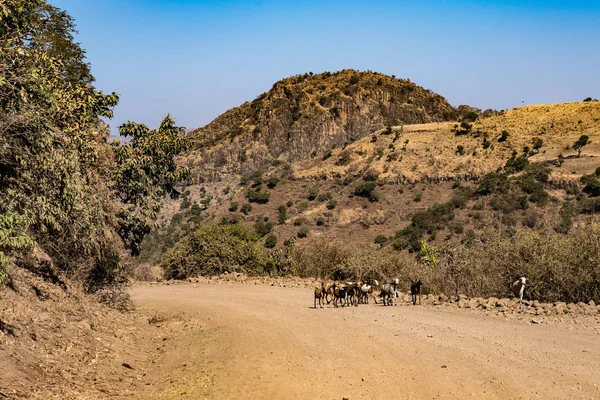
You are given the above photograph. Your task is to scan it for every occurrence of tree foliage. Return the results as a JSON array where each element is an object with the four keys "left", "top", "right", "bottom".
[{"left": 0, "top": 1, "right": 188, "bottom": 288}]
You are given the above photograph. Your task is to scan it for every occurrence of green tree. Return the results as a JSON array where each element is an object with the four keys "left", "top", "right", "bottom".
[
  {"left": 574, "top": 135, "right": 590, "bottom": 157},
  {"left": 278, "top": 205, "right": 287, "bottom": 224},
  {"left": 112, "top": 115, "right": 190, "bottom": 255},
  {"left": 0, "top": 1, "right": 187, "bottom": 290},
  {"left": 265, "top": 234, "right": 277, "bottom": 248},
  {"left": 374, "top": 235, "right": 388, "bottom": 248},
  {"left": 1, "top": 0, "right": 120, "bottom": 286},
  {"left": 531, "top": 137, "right": 543, "bottom": 153}
]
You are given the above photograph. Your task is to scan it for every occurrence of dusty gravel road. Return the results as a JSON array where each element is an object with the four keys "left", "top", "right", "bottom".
[{"left": 131, "top": 284, "right": 600, "bottom": 400}]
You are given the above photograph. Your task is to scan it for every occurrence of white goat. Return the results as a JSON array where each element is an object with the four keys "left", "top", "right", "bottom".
[
  {"left": 380, "top": 278, "right": 399, "bottom": 306},
  {"left": 512, "top": 277, "right": 526, "bottom": 300},
  {"left": 359, "top": 280, "right": 379, "bottom": 304}
]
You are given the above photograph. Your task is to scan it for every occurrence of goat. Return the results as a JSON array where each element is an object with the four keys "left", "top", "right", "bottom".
[
  {"left": 512, "top": 277, "right": 526, "bottom": 300},
  {"left": 359, "top": 280, "right": 379, "bottom": 304},
  {"left": 333, "top": 283, "right": 348, "bottom": 308},
  {"left": 314, "top": 283, "right": 326, "bottom": 308},
  {"left": 410, "top": 280, "right": 422, "bottom": 305},
  {"left": 343, "top": 281, "right": 360, "bottom": 307},
  {"left": 324, "top": 283, "right": 335, "bottom": 304},
  {"left": 380, "top": 278, "right": 399, "bottom": 306}
]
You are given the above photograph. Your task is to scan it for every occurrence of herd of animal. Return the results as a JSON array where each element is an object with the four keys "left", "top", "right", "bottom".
[
  {"left": 313, "top": 277, "right": 527, "bottom": 309},
  {"left": 313, "top": 279, "right": 422, "bottom": 308}
]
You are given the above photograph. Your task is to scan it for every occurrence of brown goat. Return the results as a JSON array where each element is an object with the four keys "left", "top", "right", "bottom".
[{"left": 314, "top": 283, "right": 326, "bottom": 308}]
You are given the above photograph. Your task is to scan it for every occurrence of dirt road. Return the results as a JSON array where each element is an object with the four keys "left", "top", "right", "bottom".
[{"left": 130, "top": 284, "right": 600, "bottom": 400}]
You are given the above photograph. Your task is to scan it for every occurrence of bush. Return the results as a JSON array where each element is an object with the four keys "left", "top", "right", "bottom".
[
  {"left": 413, "top": 193, "right": 422, "bottom": 202},
  {"left": 278, "top": 205, "right": 287, "bottom": 224},
  {"left": 180, "top": 198, "right": 192, "bottom": 210},
  {"left": 317, "top": 192, "right": 332, "bottom": 202},
  {"left": 504, "top": 155, "right": 529, "bottom": 173},
  {"left": 316, "top": 217, "right": 325, "bottom": 226},
  {"left": 247, "top": 189, "right": 270, "bottom": 204},
  {"left": 498, "top": 130, "right": 509, "bottom": 142},
  {"left": 297, "top": 227, "right": 309, "bottom": 238},
  {"left": 477, "top": 172, "right": 508, "bottom": 195},
  {"left": 308, "top": 189, "right": 318, "bottom": 201},
  {"left": 241, "top": 203, "right": 253, "bottom": 215},
  {"left": 265, "top": 234, "right": 277, "bottom": 248},
  {"left": 190, "top": 202, "right": 203, "bottom": 215},
  {"left": 162, "top": 224, "right": 267, "bottom": 279},
  {"left": 464, "top": 111, "right": 478, "bottom": 122},
  {"left": 392, "top": 237, "right": 408, "bottom": 251},
  {"left": 354, "top": 182, "right": 379, "bottom": 202},
  {"left": 171, "top": 213, "right": 183, "bottom": 226},
  {"left": 326, "top": 199, "right": 337, "bottom": 210},
  {"left": 267, "top": 176, "right": 280, "bottom": 189},
  {"left": 229, "top": 201, "right": 239, "bottom": 212},
  {"left": 363, "top": 171, "right": 379, "bottom": 182},
  {"left": 374, "top": 235, "right": 388, "bottom": 248},
  {"left": 554, "top": 214, "right": 572, "bottom": 234},
  {"left": 581, "top": 174, "right": 600, "bottom": 197},
  {"left": 322, "top": 150, "right": 332, "bottom": 160},
  {"left": 286, "top": 200, "right": 293, "bottom": 207},
  {"left": 293, "top": 218, "right": 305, "bottom": 226},
  {"left": 482, "top": 138, "right": 491, "bottom": 149},
  {"left": 531, "top": 137, "right": 543, "bottom": 152},
  {"left": 456, "top": 145, "right": 465, "bottom": 156},
  {"left": 454, "top": 222, "right": 464, "bottom": 234},
  {"left": 254, "top": 219, "right": 274, "bottom": 236},
  {"left": 523, "top": 212, "right": 538, "bottom": 229}
]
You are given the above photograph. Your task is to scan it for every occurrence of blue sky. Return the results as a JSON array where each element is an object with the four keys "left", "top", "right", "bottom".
[{"left": 51, "top": 0, "right": 600, "bottom": 135}]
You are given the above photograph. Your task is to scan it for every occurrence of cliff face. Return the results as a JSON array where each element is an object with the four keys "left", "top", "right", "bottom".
[{"left": 183, "top": 69, "right": 459, "bottom": 182}]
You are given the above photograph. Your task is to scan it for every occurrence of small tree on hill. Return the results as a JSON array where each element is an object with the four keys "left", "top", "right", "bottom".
[
  {"left": 574, "top": 135, "right": 590, "bottom": 157},
  {"left": 374, "top": 235, "right": 388, "bottom": 248}
]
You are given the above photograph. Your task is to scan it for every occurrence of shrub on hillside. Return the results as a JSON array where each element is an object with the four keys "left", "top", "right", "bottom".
[
  {"left": 374, "top": 235, "right": 388, "bottom": 248},
  {"left": 267, "top": 176, "right": 280, "bottom": 189},
  {"left": 265, "top": 234, "right": 277, "bottom": 249},
  {"left": 229, "top": 201, "right": 239, "bottom": 212},
  {"left": 247, "top": 189, "right": 270, "bottom": 204},
  {"left": 326, "top": 199, "right": 337, "bottom": 210},
  {"left": 297, "top": 227, "right": 309, "bottom": 238},
  {"left": 278, "top": 205, "right": 287, "bottom": 224},
  {"left": 317, "top": 192, "right": 333, "bottom": 202},
  {"left": 241, "top": 203, "right": 253, "bottom": 215},
  {"left": 162, "top": 224, "right": 267, "bottom": 279},
  {"left": 254, "top": 218, "right": 274, "bottom": 237},
  {"left": 498, "top": 130, "right": 509, "bottom": 142},
  {"left": 354, "top": 182, "right": 380, "bottom": 202},
  {"left": 180, "top": 198, "right": 192, "bottom": 210}
]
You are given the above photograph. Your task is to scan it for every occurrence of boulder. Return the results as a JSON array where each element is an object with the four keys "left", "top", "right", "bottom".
[
  {"left": 467, "top": 299, "right": 479, "bottom": 309},
  {"left": 496, "top": 298, "right": 510, "bottom": 307}
]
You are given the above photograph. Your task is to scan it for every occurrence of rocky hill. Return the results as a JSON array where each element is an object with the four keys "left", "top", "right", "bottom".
[
  {"left": 137, "top": 98, "right": 600, "bottom": 276},
  {"left": 183, "top": 69, "right": 474, "bottom": 181}
]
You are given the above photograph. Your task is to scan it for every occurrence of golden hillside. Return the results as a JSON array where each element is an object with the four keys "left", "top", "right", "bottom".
[{"left": 293, "top": 102, "right": 600, "bottom": 183}]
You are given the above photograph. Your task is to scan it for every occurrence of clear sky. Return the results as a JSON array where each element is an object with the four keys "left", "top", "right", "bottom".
[{"left": 51, "top": 0, "right": 600, "bottom": 135}]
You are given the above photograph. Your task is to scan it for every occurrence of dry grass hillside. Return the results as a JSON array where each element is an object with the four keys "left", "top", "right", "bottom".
[
  {"left": 294, "top": 102, "right": 600, "bottom": 183},
  {"left": 137, "top": 100, "right": 600, "bottom": 274}
]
